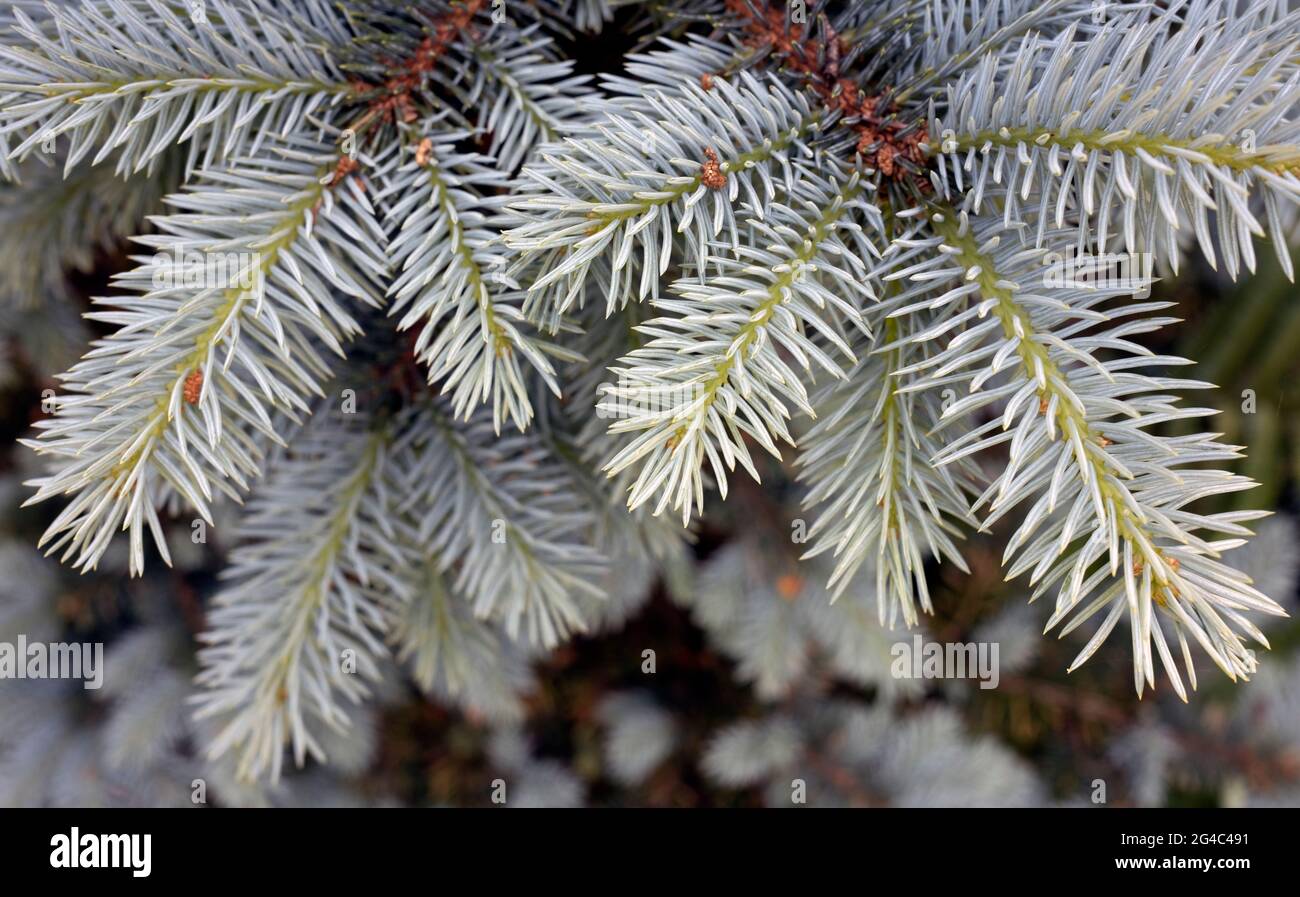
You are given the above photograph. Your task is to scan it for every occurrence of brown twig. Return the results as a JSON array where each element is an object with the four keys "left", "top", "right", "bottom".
[
  {"left": 348, "top": 0, "right": 489, "bottom": 134},
  {"left": 718, "top": 1, "right": 928, "bottom": 187}
]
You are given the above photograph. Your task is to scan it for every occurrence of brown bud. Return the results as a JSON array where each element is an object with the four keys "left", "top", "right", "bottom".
[
  {"left": 700, "top": 147, "right": 727, "bottom": 190},
  {"left": 415, "top": 136, "right": 434, "bottom": 166},
  {"left": 183, "top": 369, "right": 203, "bottom": 405}
]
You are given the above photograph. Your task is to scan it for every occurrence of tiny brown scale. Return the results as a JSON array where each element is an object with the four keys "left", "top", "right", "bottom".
[
  {"left": 415, "top": 136, "right": 434, "bottom": 166},
  {"left": 182, "top": 368, "right": 203, "bottom": 405},
  {"left": 700, "top": 147, "right": 727, "bottom": 190}
]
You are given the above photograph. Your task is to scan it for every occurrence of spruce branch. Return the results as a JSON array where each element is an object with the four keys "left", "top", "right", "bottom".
[
  {"left": 22, "top": 132, "right": 386, "bottom": 574},
  {"left": 394, "top": 401, "right": 608, "bottom": 647},
  {"left": 451, "top": 26, "right": 598, "bottom": 172},
  {"left": 797, "top": 311, "right": 976, "bottom": 627},
  {"left": 343, "top": 0, "right": 492, "bottom": 134},
  {"left": 892, "top": 0, "right": 1126, "bottom": 104},
  {"left": 378, "top": 127, "right": 575, "bottom": 432},
  {"left": 601, "top": 164, "right": 882, "bottom": 524},
  {"left": 502, "top": 71, "right": 829, "bottom": 325},
  {"left": 388, "top": 549, "right": 535, "bottom": 724},
  {"left": 194, "top": 406, "right": 412, "bottom": 782},
  {"left": 888, "top": 201, "right": 1286, "bottom": 695},
  {"left": 713, "top": 0, "right": 931, "bottom": 183},
  {"left": 0, "top": 0, "right": 359, "bottom": 177},
  {"left": 930, "top": 7, "right": 1300, "bottom": 278}
]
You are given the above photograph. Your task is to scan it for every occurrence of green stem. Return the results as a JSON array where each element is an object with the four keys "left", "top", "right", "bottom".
[
  {"left": 941, "top": 125, "right": 1300, "bottom": 176},
  {"left": 110, "top": 157, "right": 341, "bottom": 483},
  {"left": 423, "top": 153, "right": 512, "bottom": 356},
  {"left": 267, "top": 427, "right": 387, "bottom": 709},
  {"left": 669, "top": 179, "right": 863, "bottom": 448},
  {"left": 587, "top": 111, "right": 825, "bottom": 226},
  {"left": 931, "top": 211, "right": 1177, "bottom": 587}
]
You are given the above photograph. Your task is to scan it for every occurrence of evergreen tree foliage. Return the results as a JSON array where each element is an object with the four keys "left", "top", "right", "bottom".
[{"left": 0, "top": 0, "right": 1298, "bottom": 800}]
